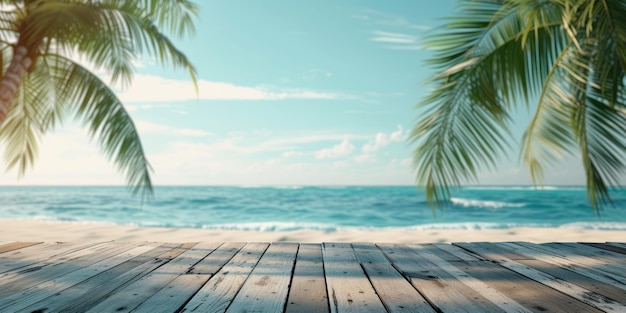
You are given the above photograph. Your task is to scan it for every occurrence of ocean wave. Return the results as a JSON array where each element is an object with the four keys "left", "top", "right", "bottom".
[
  {"left": 8, "top": 217, "right": 626, "bottom": 231},
  {"left": 450, "top": 197, "right": 526, "bottom": 209},
  {"left": 559, "top": 222, "right": 626, "bottom": 231},
  {"left": 201, "top": 222, "right": 339, "bottom": 232},
  {"left": 462, "top": 186, "right": 585, "bottom": 191},
  {"left": 235, "top": 185, "right": 303, "bottom": 190}
]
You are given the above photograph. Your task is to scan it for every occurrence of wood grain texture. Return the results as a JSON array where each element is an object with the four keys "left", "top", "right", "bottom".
[
  {"left": 226, "top": 242, "right": 299, "bottom": 313},
  {"left": 354, "top": 243, "right": 435, "bottom": 313},
  {"left": 285, "top": 243, "right": 329, "bottom": 313},
  {"left": 323, "top": 242, "right": 387, "bottom": 313},
  {"left": 182, "top": 242, "right": 269, "bottom": 312},
  {"left": 0, "top": 241, "right": 623, "bottom": 312}
]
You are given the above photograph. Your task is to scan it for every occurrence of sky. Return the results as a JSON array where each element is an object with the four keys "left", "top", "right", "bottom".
[{"left": 0, "top": 0, "right": 587, "bottom": 186}]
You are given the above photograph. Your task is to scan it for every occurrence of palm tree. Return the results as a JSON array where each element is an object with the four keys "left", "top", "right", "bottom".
[
  {"left": 411, "top": 0, "right": 626, "bottom": 211},
  {"left": 0, "top": 0, "right": 198, "bottom": 198}
]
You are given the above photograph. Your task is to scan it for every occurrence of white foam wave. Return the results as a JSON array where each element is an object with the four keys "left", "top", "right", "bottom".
[
  {"left": 201, "top": 222, "right": 339, "bottom": 232},
  {"left": 463, "top": 186, "right": 584, "bottom": 191},
  {"left": 559, "top": 222, "right": 626, "bottom": 231},
  {"left": 450, "top": 197, "right": 526, "bottom": 209},
  {"left": 234, "top": 185, "right": 303, "bottom": 190}
]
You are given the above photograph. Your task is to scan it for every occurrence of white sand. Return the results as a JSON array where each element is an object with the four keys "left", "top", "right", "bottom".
[{"left": 1, "top": 219, "right": 624, "bottom": 243}]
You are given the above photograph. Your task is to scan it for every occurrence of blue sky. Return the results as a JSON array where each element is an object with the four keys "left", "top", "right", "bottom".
[{"left": 0, "top": 0, "right": 585, "bottom": 186}]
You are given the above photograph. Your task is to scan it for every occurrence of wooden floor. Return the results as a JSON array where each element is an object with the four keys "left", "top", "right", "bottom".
[{"left": 0, "top": 242, "right": 625, "bottom": 312}]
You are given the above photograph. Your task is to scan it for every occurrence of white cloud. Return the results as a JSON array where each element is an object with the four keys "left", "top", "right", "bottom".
[
  {"left": 361, "top": 125, "right": 404, "bottom": 153},
  {"left": 371, "top": 31, "right": 421, "bottom": 50},
  {"left": 135, "top": 120, "right": 212, "bottom": 137},
  {"left": 116, "top": 74, "right": 343, "bottom": 103},
  {"left": 390, "top": 125, "right": 404, "bottom": 141},
  {"left": 371, "top": 31, "right": 417, "bottom": 44},
  {"left": 315, "top": 139, "right": 355, "bottom": 159},
  {"left": 362, "top": 132, "right": 389, "bottom": 153}
]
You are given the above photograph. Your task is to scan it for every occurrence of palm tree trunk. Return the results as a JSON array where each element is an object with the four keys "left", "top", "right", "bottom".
[{"left": 0, "top": 46, "right": 33, "bottom": 124}]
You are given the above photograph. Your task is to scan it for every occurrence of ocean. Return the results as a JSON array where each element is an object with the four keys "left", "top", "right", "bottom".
[{"left": 1, "top": 186, "right": 625, "bottom": 231}]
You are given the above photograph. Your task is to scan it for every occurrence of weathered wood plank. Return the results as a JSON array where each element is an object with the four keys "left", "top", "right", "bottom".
[
  {"left": 501, "top": 242, "right": 626, "bottom": 291},
  {"left": 188, "top": 242, "right": 245, "bottom": 274},
  {"left": 0, "top": 242, "right": 121, "bottom": 294},
  {"left": 226, "top": 242, "right": 299, "bottom": 313},
  {"left": 0, "top": 243, "right": 156, "bottom": 312},
  {"left": 460, "top": 242, "right": 626, "bottom": 312},
  {"left": 133, "top": 242, "right": 245, "bottom": 313},
  {"left": 547, "top": 243, "right": 626, "bottom": 275},
  {"left": 512, "top": 242, "right": 626, "bottom": 288},
  {"left": 0, "top": 242, "right": 96, "bottom": 274},
  {"left": 182, "top": 242, "right": 269, "bottom": 312},
  {"left": 583, "top": 242, "right": 626, "bottom": 255},
  {"left": 408, "top": 243, "right": 535, "bottom": 312},
  {"left": 431, "top": 243, "right": 483, "bottom": 261},
  {"left": 0, "top": 241, "right": 623, "bottom": 312},
  {"left": 448, "top": 249, "right": 603, "bottom": 313},
  {"left": 22, "top": 242, "right": 192, "bottom": 313},
  {"left": 353, "top": 243, "right": 435, "bottom": 313},
  {"left": 285, "top": 243, "right": 329, "bottom": 313},
  {"left": 85, "top": 242, "right": 224, "bottom": 313},
  {"left": 132, "top": 274, "right": 212, "bottom": 313},
  {"left": 0, "top": 242, "right": 41, "bottom": 254},
  {"left": 494, "top": 243, "right": 626, "bottom": 304},
  {"left": 323, "top": 242, "right": 387, "bottom": 313},
  {"left": 379, "top": 243, "right": 504, "bottom": 313}
]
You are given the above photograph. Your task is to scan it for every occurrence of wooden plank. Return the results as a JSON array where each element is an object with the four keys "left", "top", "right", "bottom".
[
  {"left": 0, "top": 243, "right": 157, "bottom": 312},
  {"left": 0, "top": 242, "right": 91, "bottom": 274},
  {"left": 22, "top": 242, "right": 192, "bottom": 313},
  {"left": 606, "top": 242, "right": 626, "bottom": 250},
  {"left": 131, "top": 274, "right": 212, "bottom": 313},
  {"left": 182, "top": 242, "right": 269, "bottom": 312},
  {"left": 133, "top": 242, "right": 244, "bottom": 313},
  {"left": 0, "top": 242, "right": 122, "bottom": 295},
  {"left": 0, "top": 242, "right": 42, "bottom": 254},
  {"left": 188, "top": 242, "right": 245, "bottom": 274},
  {"left": 285, "top": 243, "right": 329, "bottom": 313},
  {"left": 447, "top": 248, "right": 603, "bottom": 313},
  {"left": 353, "top": 243, "right": 435, "bottom": 313},
  {"left": 583, "top": 242, "right": 626, "bottom": 255},
  {"left": 501, "top": 242, "right": 626, "bottom": 291},
  {"left": 431, "top": 243, "right": 482, "bottom": 261},
  {"left": 85, "top": 242, "right": 226, "bottom": 313},
  {"left": 407, "top": 243, "right": 535, "bottom": 312},
  {"left": 513, "top": 242, "right": 626, "bottom": 287},
  {"left": 323, "top": 242, "right": 387, "bottom": 313},
  {"left": 454, "top": 242, "right": 532, "bottom": 261},
  {"left": 460, "top": 242, "right": 626, "bottom": 312},
  {"left": 490, "top": 243, "right": 626, "bottom": 305},
  {"left": 226, "top": 242, "right": 299, "bottom": 312},
  {"left": 548, "top": 243, "right": 626, "bottom": 274},
  {"left": 379, "top": 243, "right": 504, "bottom": 313}
]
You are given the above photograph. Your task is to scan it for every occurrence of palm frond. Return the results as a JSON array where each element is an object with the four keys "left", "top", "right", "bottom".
[
  {"left": 410, "top": 0, "right": 520, "bottom": 210},
  {"left": 46, "top": 54, "right": 153, "bottom": 199},
  {"left": 0, "top": 56, "right": 55, "bottom": 175},
  {"left": 110, "top": 7, "right": 198, "bottom": 87}
]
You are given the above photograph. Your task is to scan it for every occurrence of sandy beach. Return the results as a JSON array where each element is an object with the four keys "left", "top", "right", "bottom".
[{"left": 1, "top": 219, "right": 625, "bottom": 243}]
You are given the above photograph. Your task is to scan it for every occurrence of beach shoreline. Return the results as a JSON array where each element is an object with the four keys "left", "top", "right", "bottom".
[{"left": 1, "top": 219, "right": 625, "bottom": 243}]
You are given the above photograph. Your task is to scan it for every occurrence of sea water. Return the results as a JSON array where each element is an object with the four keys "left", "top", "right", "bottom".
[{"left": 0, "top": 186, "right": 625, "bottom": 231}]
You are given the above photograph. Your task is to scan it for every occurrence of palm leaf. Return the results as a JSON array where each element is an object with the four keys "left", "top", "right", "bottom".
[
  {"left": 46, "top": 54, "right": 153, "bottom": 199},
  {"left": 0, "top": 56, "right": 56, "bottom": 175}
]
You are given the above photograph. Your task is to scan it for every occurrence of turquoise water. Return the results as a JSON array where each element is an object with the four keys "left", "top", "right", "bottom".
[{"left": 0, "top": 186, "right": 625, "bottom": 231}]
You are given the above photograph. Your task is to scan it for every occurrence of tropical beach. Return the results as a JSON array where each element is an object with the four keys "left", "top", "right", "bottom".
[
  {"left": 1, "top": 185, "right": 625, "bottom": 243},
  {"left": 3, "top": 219, "right": 626, "bottom": 243},
  {"left": 1, "top": 0, "right": 626, "bottom": 311}
]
